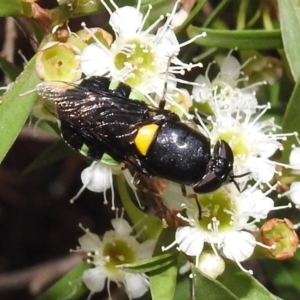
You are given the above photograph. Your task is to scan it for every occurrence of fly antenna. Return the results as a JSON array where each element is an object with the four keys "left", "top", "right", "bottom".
[{"left": 230, "top": 172, "right": 251, "bottom": 192}]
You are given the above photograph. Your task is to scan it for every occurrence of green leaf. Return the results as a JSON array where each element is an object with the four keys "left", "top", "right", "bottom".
[
  {"left": 217, "top": 261, "right": 283, "bottom": 300},
  {"left": 0, "top": 56, "right": 40, "bottom": 164},
  {"left": 192, "top": 265, "right": 238, "bottom": 300},
  {"left": 0, "top": 56, "right": 22, "bottom": 81},
  {"left": 187, "top": 26, "right": 282, "bottom": 49},
  {"left": 116, "top": 175, "right": 162, "bottom": 240},
  {"left": 278, "top": 0, "right": 300, "bottom": 81},
  {"left": 121, "top": 252, "right": 177, "bottom": 273},
  {"left": 149, "top": 227, "right": 178, "bottom": 300},
  {"left": 149, "top": 261, "right": 178, "bottom": 300},
  {"left": 173, "top": 275, "right": 191, "bottom": 300},
  {"left": 262, "top": 258, "right": 300, "bottom": 300},
  {"left": 25, "top": 139, "right": 73, "bottom": 173},
  {"left": 281, "top": 76, "right": 300, "bottom": 163},
  {"left": 0, "top": 0, "right": 23, "bottom": 16},
  {"left": 37, "top": 263, "right": 89, "bottom": 300}
]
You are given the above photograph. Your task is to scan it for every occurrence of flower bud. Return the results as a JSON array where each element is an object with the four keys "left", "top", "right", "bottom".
[
  {"left": 243, "top": 54, "right": 282, "bottom": 86},
  {"left": 260, "top": 218, "right": 298, "bottom": 260},
  {"left": 196, "top": 250, "right": 225, "bottom": 279}
]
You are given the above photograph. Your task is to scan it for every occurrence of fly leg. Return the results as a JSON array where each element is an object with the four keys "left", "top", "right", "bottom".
[
  {"left": 131, "top": 172, "right": 163, "bottom": 197},
  {"left": 128, "top": 171, "right": 170, "bottom": 227},
  {"left": 181, "top": 185, "right": 202, "bottom": 220}
]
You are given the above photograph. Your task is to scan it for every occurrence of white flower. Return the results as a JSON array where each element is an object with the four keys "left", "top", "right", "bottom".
[
  {"left": 192, "top": 55, "right": 259, "bottom": 114},
  {"left": 164, "top": 184, "right": 276, "bottom": 274},
  {"left": 78, "top": 218, "right": 155, "bottom": 299},
  {"left": 80, "top": 0, "right": 203, "bottom": 110}
]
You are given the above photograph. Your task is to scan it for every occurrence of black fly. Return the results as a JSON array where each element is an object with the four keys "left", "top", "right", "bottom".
[{"left": 37, "top": 76, "right": 240, "bottom": 194}]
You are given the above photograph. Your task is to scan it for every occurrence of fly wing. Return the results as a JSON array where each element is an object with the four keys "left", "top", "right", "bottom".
[
  {"left": 36, "top": 77, "right": 161, "bottom": 174},
  {"left": 36, "top": 80, "right": 150, "bottom": 124}
]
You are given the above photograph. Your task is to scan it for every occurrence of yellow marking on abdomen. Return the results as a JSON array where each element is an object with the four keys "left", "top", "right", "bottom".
[{"left": 135, "top": 124, "right": 159, "bottom": 156}]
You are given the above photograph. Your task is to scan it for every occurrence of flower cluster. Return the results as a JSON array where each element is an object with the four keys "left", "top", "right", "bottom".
[
  {"left": 33, "top": 0, "right": 299, "bottom": 297},
  {"left": 79, "top": 0, "right": 203, "bottom": 111},
  {"left": 161, "top": 54, "right": 296, "bottom": 275}
]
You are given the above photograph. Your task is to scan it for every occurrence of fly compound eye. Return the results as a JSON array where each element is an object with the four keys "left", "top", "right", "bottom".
[
  {"left": 213, "top": 140, "right": 234, "bottom": 165},
  {"left": 192, "top": 140, "right": 235, "bottom": 194}
]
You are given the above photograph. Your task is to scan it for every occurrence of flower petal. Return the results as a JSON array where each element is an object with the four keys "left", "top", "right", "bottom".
[
  {"left": 111, "top": 218, "right": 132, "bottom": 236},
  {"left": 110, "top": 6, "right": 143, "bottom": 37},
  {"left": 138, "top": 240, "right": 156, "bottom": 260},
  {"left": 175, "top": 226, "right": 204, "bottom": 256},
  {"left": 254, "top": 134, "right": 281, "bottom": 158},
  {"left": 192, "top": 74, "right": 212, "bottom": 103},
  {"left": 222, "top": 231, "right": 256, "bottom": 261},
  {"left": 239, "top": 188, "right": 274, "bottom": 219},
  {"left": 124, "top": 273, "right": 149, "bottom": 298},
  {"left": 288, "top": 182, "right": 300, "bottom": 206},
  {"left": 155, "top": 27, "right": 180, "bottom": 56},
  {"left": 246, "top": 157, "right": 275, "bottom": 183},
  {"left": 80, "top": 43, "right": 110, "bottom": 76},
  {"left": 289, "top": 147, "right": 300, "bottom": 169},
  {"left": 82, "top": 267, "right": 106, "bottom": 293},
  {"left": 78, "top": 232, "right": 103, "bottom": 251}
]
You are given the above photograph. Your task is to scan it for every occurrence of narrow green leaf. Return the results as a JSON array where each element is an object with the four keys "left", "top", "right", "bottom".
[
  {"left": 187, "top": 26, "right": 282, "bottom": 49},
  {"left": 192, "top": 265, "right": 238, "bottom": 300},
  {"left": 0, "top": 56, "right": 40, "bottom": 164},
  {"left": 149, "top": 227, "right": 178, "bottom": 300},
  {"left": 0, "top": 0, "right": 23, "bottom": 16},
  {"left": 218, "top": 261, "right": 283, "bottom": 300},
  {"left": 37, "top": 263, "right": 88, "bottom": 300},
  {"left": 0, "top": 56, "right": 22, "bottom": 81},
  {"left": 121, "top": 252, "right": 176, "bottom": 273},
  {"left": 281, "top": 76, "right": 300, "bottom": 163},
  {"left": 278, "top": 0, "right": 300, "bottom": 80},
  {"left": 25, "top": 139, "right": 73, "bottom": 173}
]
